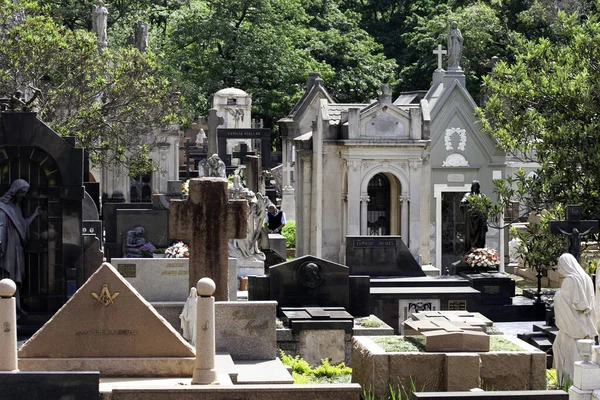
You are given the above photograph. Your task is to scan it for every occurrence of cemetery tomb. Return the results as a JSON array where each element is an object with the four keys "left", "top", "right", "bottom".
[
  {"left": 0, "top": 111, "right": 85, "bottom": 330},
  {"left": 18, "top": 262, "right": 195, "bottom": 376},
  {"left": 346, "top": 235, "right": 425, "bottom": 277},
  {"left": 403, "top": 311, "right": 494, "bottom": 352},
  {"left": 352, "top": 334, "right": 547, "bottom": 398}
]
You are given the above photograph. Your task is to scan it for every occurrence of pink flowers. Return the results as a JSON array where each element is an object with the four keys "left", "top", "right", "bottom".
[{"left": 465, "top": 246, "right": 500, "bottom": 269}]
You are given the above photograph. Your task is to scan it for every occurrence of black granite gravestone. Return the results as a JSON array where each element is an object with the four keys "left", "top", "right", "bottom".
[
  {"left": 346, "top": 235, "right": 424, "bottom": 277},
  {"left": 0, "top": 371, "right": 99, "bottom": 400},
  {"left": 269, "top": 255, "right": 349, "bottom": 311},
  {"left": 459, "top": 271, "right": 515, "bottom": 305}
]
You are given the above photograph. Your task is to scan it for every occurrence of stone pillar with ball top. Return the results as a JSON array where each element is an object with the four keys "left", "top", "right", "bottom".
[
  {"left": 192, "top": 277, "right": 219, "bottom": 385},
  {"left": 0, "top": 278, "right": 18, "bottom": 371}
]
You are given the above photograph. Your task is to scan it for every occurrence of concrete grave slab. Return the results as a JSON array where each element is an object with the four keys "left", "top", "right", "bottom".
[
  {"left": 215, "top": 301, "right": 277, "bottom": 361},
  {"left": 422, "top": 330, "right": 490, "bottom": 352}
]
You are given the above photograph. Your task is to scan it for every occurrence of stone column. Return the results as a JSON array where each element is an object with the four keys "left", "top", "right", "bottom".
[
  {"left": 347, "top": 161, "right": 361, "bottom": 235},
  {"left": 408, "top": 159, "right": 422, "bottom": 257},
  {"left": 0, "top": 279, "right": 18, "bottom": 372},
  {"left": 360, "top": 195, "right": 369, "bottom": 235},
  {"left": 192, "top": 277, "right": 219, "bottom": 385},
  {"left": 400, "top": 195, "right": 410, "bottom": 245}
]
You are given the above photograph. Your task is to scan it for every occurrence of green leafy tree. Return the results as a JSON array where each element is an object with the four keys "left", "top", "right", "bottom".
[
  {"left": 0, "top": 1, "right": 178, "bottom": 175},
  {"left": 166, "top": 0, "right": 396, "bottom": 126},
  {"left": 478, "top": 8, "right": 600, "bottom": 219}
]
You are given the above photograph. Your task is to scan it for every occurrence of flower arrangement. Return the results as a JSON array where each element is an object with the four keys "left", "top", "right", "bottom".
[
  {"left": 140, "top": 243, "right": 156, "bottom": 258},
  {"left": 465, "top": 246, "right": 500, "bottom": 269},
  {"left": 182, "top": 180, "right": 190, "bottom": 195},
  {"left": 165, "top": 241, "right": 189, "bottom": 258}
]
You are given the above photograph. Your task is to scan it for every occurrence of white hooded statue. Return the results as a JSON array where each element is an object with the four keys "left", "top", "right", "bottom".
[
  {"left": 179, "top": 287, "right": 198, "bottom": 346},
  {"left": 552, "top": 253, "right": 597, "bottom": 383}
]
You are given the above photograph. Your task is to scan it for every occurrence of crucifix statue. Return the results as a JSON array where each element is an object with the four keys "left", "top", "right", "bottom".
[
  {"left": 169, "top": 178, "right": 248, "bottom": 300},
  {"left": 549, "top": 205, "right": 599, "bottom": 262}
]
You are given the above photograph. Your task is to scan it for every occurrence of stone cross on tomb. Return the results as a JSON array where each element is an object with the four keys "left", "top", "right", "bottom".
[
  {"left": 549, "top": 205, "right": 599, "bottom": 262},
  {"left": 433, "top": 44, "right": 447, "bottom": 70},
  {"left": 169, "top": 178, "right": 248, "bottom": 301},
  {"left": 232, "top": 143, "right": 255, "bottom": 165},
  {"left": 202, "top": 109, "right": 224, "bottom": 157}
]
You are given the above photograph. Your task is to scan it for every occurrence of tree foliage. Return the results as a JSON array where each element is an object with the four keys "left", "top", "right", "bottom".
[
  {"left": 478, "top": 9, "right": 600, "bottom": 218},
  {"left": 0, "top": 1, "right": 178, "bottom": 174},
  {"left": 166, "top": 0, "right": 397, "bottom": 127}
]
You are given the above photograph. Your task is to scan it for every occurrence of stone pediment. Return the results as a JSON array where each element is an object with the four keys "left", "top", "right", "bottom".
[
  {"left": 360, "top": 105, "right": 410, "bottom": 139},
  {"left": 19, "top": 262, "right": 195, "bottom": 358}
]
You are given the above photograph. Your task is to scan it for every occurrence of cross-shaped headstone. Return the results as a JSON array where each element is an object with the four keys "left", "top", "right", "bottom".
[
  {"left": 202, "top": 109, "right": 224, "bottom": 157},
  {"left": 232, "top": 143, "right": 255, "bottom": 165},
  {"left": 549, "top": 205, "right": 599, "bottom": 262},
  {"left": 169, "top": 178, "right": 248, "bottom": 301},
  {"left": 433, "top": 44, "right": 447, "bottom": 70}
]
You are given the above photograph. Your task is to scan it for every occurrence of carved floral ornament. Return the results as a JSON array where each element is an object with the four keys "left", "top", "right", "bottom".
[{"left": 444, "top": 127, "right": 467, "bottom": 152}]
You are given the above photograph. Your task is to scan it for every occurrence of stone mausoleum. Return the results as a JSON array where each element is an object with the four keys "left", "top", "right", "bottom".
[{"left": 280, "top": 48, "right": 506, "bottom": 272}]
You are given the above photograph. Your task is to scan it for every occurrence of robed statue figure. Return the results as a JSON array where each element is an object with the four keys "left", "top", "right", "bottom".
[
  {"left": 0, "top": 179, "right": 43, "bottom": 317},
  {"left": 460, "top": 180, "right": 488, "bottom": 252}
]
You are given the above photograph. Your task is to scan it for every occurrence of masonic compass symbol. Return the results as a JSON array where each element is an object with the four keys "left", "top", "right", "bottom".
[{"left": 91, "top": 284, "right": 120, "bottom": 306}]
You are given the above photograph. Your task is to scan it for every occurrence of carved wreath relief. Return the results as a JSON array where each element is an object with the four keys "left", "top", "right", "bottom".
[{"left": 443, "top": 127, "right": 469, "bottom": 167}]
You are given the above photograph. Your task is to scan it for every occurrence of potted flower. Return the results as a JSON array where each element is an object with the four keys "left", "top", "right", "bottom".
[
  {"left": 165, "top": 241, "right": 189, "bottom": 258},
  {"left": 152, "top": 248, "right": 166, "bottom": 258},
  {"left": 464, "top": 246, "right": 500, "bottom": 270}
]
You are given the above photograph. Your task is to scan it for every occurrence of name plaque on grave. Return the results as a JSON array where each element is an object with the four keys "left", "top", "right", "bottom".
[
  {"left": 353, "top": 238, "right": 398, "bottom": 248},
  {"left": 447, "top": 300, "right": 467, "bottom": 311},
  {"left": 117, "top": 264, "right": 136, "bottom": 278},
  {"left": 219, "top": 128, "right": 270, "bottom": 138}
]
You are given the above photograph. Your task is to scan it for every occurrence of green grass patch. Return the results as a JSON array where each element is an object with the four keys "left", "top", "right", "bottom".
[
  {"left": 489, "top": 336, "right": 525, "bottom": 351},
  {"left": 356, "top": 317, "right": 383, "bottom": 328},
  {"left": 279, "top": 350, "right": 351, "bottom": 384},
  {"left": 373, "top": 336, "right": 426, "bottom": 352},
  {"left": 373, "top": 335, "right": 524, "bottom": 353}
]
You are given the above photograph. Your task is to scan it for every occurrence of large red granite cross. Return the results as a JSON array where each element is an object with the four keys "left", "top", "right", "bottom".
[{"left": 169, "top": 178, "right": 248, "bottom": 301}]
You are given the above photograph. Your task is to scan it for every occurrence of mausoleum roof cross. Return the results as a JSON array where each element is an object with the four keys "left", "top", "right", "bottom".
[{"left": 433, "top": 44, "right": 447, "bottom": 71}]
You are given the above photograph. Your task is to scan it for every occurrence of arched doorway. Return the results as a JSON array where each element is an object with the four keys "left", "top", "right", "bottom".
[{"left": 367, "top": 173, "right": 390, "bottom": 235}]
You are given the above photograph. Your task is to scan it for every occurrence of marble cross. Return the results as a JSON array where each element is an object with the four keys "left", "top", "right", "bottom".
[
  {"left": 433, "top": 44, "right": 447, "bottom": 70},
  {"left": 169, "top": 178, "right": 248, "bottom": 301}
]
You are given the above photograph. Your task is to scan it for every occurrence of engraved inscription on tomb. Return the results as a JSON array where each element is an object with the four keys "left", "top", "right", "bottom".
[
  {"left": 447, "top": 300, "right": 467, "bottom": 311},
  {"left": 161, "top": 262, "right": 189, "bottom": 276}
]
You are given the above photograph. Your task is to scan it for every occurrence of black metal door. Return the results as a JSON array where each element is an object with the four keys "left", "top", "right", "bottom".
[
  {"left": 0, "top": 146, "right": 64, "bottom": 315},
  {"left": 441, "top": 192, "right": 466, "bottom": 270},
  {"left": 367, "top": 173, "right": 390, "bottom": 235}
]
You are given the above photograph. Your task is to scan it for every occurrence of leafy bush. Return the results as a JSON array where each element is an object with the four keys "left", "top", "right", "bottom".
[
  {"left": 279, "top": 350, "right": 351, "bottom": 384},
  {"left": 281, "top": 220, "right": 296, "bottom": 249}
]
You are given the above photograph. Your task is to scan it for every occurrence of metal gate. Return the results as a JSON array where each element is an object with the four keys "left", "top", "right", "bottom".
[
  {"left": 367, "top": 173, "right": 390, "bottom": 235},
  {"left": 0, "top": 147, "right": 64, "bottom": 315},
  {"left": 441, "top": 192, "right": 466, "bottom": 270}
]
